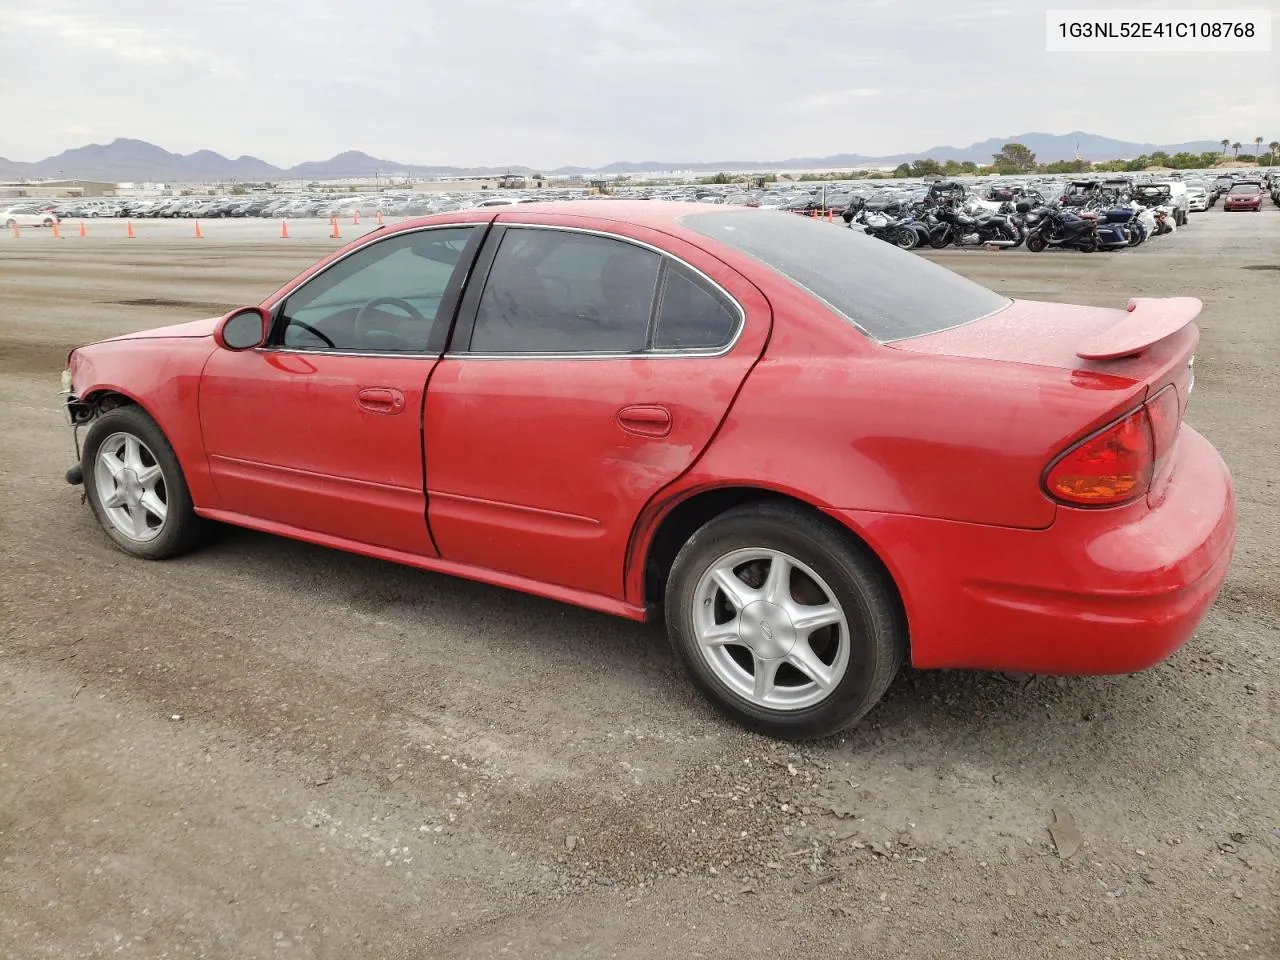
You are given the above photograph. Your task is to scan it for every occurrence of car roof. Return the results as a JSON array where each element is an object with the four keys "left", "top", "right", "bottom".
[{"left": 398, "top": 199, "right": 744, "bottom": 233}]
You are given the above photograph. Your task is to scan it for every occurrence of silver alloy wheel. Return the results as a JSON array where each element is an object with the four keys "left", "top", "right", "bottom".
[
  {"left": 693, "top": 548, "right": 850, "bottom": 711},
  {"left": 94, "top": 432, "right": 168, "bottom": 542}
]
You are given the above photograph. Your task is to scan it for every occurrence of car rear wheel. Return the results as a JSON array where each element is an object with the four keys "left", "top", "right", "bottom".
[
  {"left": 82, "top": 406, "right": 205, "bottom": 560},
  {"left": 665, "top": 502, "right": 906, "bottom": 740},
  {"left": 4, "top": 219, "right": 14, "bottom": 229}
]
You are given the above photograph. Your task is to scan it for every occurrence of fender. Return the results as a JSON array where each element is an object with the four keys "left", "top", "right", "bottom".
[{"left": 68, "top": 336, "right": 222, "bottom": 507}]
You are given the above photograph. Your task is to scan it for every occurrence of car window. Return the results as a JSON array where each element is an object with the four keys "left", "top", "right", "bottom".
[
  {"left": 1229, "top": 184, "right": 1260, "bottom": 194},
  {"left": 652, "top": 263, "right": 740, "bottom": 350},
  {"left": 679, "top": 209, "right": 1009, "bottom": 341},
  {"left": 469, "top": 228, "right": 661, "bottom": 354},
  {"left": 276, "top": 227, "right": 475, "bottom": 353}
]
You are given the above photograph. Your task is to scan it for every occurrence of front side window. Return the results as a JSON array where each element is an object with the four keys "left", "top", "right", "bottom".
[
  {"left": 469, "top": 228, "right": 662, "bottom": 354},
  {"left": 276, "top": 227, "right": 475, "bottom": 353}
]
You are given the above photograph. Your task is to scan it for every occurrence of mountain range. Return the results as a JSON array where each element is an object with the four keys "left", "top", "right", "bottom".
[{"left": 0, "top": 132, "right": 1229, "bottom": 183}]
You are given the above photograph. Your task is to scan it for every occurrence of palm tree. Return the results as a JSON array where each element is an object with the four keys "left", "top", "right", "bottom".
[
  {"left": 1253, "top": 136, "right": 1263, "bottom": 159},
  {"left": 1270, "top": 141, "right": 1279, "bottom": 166},
  {"left": 1232, "top": 142, "right": 1242, "bottom": 158},
  {"left": 1220, "top": 138, "right": 1230, "bottom": 156}
]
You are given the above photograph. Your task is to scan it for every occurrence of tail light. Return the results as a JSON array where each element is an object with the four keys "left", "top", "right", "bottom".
[{"left": 1044, "top": 385, "right": 1182, "bottom": 507}]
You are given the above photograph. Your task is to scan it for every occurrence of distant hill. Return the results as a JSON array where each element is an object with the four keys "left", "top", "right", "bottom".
[{"left": 0, "top": 132, "right": 1232, "bottom": 183}]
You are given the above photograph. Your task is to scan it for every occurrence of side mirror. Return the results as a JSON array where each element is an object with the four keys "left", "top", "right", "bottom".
[{"left": 215, "top": 306, "right": 269, "bottom": 351}]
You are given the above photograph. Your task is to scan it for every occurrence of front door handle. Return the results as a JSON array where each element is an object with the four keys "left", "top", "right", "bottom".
[
  {"left": 356, "top": 387, "right": 406, "bottom": 415},
  {"left": 617, "top": 404, "right": 672, "bottom": 438}
]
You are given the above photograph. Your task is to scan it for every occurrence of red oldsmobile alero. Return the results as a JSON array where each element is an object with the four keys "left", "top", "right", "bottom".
[{"left": 61, "top": 200, "right": 1236, "bottom": 739}]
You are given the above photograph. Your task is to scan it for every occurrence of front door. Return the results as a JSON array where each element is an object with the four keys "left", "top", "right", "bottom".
[
  {"left": 199, "top": 225, "right": 483, "bottom": 555},
  {"left": 424, "top": 220, "right": 770, "bottom": 599}
]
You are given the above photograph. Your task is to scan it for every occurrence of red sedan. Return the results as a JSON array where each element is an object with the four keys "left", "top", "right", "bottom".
[
  {"left": 1223, "top": 182, "right": 1264, "bottom": 211},
  {"left": 61, "top": 201, "right": 1236, "bottom": 739}
]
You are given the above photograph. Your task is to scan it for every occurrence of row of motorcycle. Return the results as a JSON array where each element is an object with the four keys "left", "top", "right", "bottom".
[{"left": 844, "top": 195, "right": 1174, "bottom": 253}]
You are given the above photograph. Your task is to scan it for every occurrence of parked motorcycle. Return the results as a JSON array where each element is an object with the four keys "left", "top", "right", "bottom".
[
  {"left": 1023, "top": 206, "right": 1098, "bottom": 253},
  {"left": 929, "top": 204, "right": 1023, "bottom": 249}
]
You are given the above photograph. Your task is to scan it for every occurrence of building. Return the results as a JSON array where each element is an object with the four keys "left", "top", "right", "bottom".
[{"left": 0, "top": 179, "right": 118, "bottom": 198}]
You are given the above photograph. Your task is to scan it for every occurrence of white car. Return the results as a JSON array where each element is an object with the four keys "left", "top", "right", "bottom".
[
  {"left": 1150, "top": 179, "right": 1190, "bottom": 225},
  {"left": 1186, "top": 187, "right": 1209, "bottom": 212},
  {"left": 1, "top": 204, "right": 59, "bottom": 228}
]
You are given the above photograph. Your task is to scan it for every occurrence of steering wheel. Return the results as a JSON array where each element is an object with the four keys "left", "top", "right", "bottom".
[
  {"left": 290, "top": 320, "right": 336, "bottom": 348},
  {"left": 353, "top": 297, "right": 425, "bottom": 341}
]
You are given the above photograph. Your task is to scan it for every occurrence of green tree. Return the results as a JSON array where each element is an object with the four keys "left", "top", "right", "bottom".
[
  {"left": 1220, "top": 138, "right": 1230, "bottom": 156},
  {"left": 1044, "top": 158, "right": 1091, "bottom": 174},
  {"left": 1269, "top": 142, "right": 1279, "bottom": 166},
  {"left": 991, "top": 142, "right": 1036, "bottom": 172},
  {"left": 1253, "top": 136, "right": 1264, "bottom": 160},
  {"left": 1231, "top": 141, "right": 1242, "bottom": 157},
  {"left": 892, "top": 162, "right": 912, "bottom": 178},
  {"left": 908, "top": 158, "right": 943, "bottom": 177}
]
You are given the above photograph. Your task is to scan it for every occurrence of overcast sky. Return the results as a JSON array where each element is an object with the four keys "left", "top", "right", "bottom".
[{"left": 1, "top": 0, "right": 1276, "bottom": 167}]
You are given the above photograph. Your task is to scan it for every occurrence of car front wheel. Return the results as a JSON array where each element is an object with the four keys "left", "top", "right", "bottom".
[
  {"left": 665, "top": 502, "right": 906, "bottom": 740},
  {"left": 82, "top": 406, "right": 205, "bottom": 559}
]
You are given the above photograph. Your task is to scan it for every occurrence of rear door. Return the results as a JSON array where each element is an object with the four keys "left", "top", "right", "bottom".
[{"left": 422, "top": 216, "right": 771, "bottom": 599}]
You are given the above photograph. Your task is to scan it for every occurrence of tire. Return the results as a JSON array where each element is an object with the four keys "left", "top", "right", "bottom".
[
  {"left": 664, "top": 501, "right": 906, "bottom": 740},
  {"left": 894, "top": 229, "right": 918, "bottom": 250},
  {"left": 4, "top": 219, "right": 14, "bottom": 229},
  {"left": 81, "top": 406, "right": 206, "bottom": 560},
  {"left": 1025, "top": 233, "right": 1047, "bottom": 253},
  {"left": 928, "top": 231, "right": 950, "bottom": 249},
  {"left": 1078, "top": 235, "right": 1098, "bottom": 253}
]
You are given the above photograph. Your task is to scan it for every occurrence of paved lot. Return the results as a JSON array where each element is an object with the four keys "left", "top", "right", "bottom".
[{"left": 1, "top": 207, "right": 1277, "bottom": 960}]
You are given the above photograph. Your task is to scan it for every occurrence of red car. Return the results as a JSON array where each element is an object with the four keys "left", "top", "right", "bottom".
[
  {"left": 1223, "top": 182, "right": 1264, "bottom": 211},
  {"left": 61, "top": 202, "right": 1236, "bottom": 739}
]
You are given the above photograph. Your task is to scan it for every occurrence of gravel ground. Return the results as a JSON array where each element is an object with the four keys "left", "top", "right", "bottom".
[{"left": 0, "top": 209, "right": 1276, "bottom": 960}]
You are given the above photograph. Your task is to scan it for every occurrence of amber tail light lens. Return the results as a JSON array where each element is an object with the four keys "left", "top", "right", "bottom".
[{"left": 1045, "top": 384, "right": 1183, "bottom": 507}]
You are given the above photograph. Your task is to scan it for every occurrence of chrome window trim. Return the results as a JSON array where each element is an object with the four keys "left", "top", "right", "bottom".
[
  {"left": 253, "top": 347, "right": 437, "bottom": 360},
  {"left": 447, "top": 222, "right": 747, "bottom": 360},
  {"left": 270, "top": 222, "right": 481, "bottom": 358}
]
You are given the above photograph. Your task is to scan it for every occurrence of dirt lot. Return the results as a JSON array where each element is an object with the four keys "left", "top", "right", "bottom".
[{"left": 1, "top": 210, "right": 1277, "bottom": 960}]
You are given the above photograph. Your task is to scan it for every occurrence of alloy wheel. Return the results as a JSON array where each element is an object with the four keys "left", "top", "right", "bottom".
[
  {"left": 693, "top": 548, "right": 851, "bottom": 711},
  {"left": 94, "top": 432, "right": 168, "bottom": 542}
]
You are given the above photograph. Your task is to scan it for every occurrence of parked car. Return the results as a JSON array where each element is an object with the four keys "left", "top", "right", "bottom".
[
  {"left": 59, "top": 201, "right": 1235, "bottom": 739},
  {"left": 1, "top": 204, "right": 59, "bottom": 228},
  {"left": 1222, "top": 181, "right": 1264, "bottom": 211},
  {"left": 1149, "top": 179, "right": 1190, "bottom": 225},
  {"left": 1185, "top": 183, "right": 1210, "bottom": 212}
]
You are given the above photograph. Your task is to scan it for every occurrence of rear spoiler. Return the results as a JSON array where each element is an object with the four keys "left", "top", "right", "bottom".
[{"left": 1076, "top": 297, "right": 1202, "bottom": 361}]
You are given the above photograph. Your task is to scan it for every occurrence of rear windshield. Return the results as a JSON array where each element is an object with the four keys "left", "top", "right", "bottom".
[{"left": 679, "top": 209, "right": 1010, "bottom": 341}]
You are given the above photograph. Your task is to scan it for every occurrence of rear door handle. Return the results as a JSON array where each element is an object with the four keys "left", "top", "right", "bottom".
[
  {"left": 617, "top": 404, "right": 672, "bottom": 438},
  {"left": 356, "top": 387, "right": 406, "bottom": 415}
]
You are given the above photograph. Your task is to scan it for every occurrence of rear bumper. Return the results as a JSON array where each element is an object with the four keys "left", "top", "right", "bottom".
[{"left": 830, "top": 426, "right": 1236, "bottom": 674}]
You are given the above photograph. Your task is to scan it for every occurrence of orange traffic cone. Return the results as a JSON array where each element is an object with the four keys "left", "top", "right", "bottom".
[
  {"left": 280, "top": 219, "right": 289, "bottom": 238},
  {"left": 126, "top": 221, "right": 135, "bottom": 238},
  {"left": 353, "top": 210, "right": 360, "bottom": 225},
  {"left": 52, "top": 221, "right": 61, "bottom": 238},
  {"left": 330, "top": 218, "right": 341, "bottom": 239},
  {"left": 375, "top": 210, "right": 383, "bottom": 225},
  {"left": 79, "top": 220, "right": 87, "bottom": 237},
  {"left": 194, "top": 220, "right": 204, "bottom": 239}
]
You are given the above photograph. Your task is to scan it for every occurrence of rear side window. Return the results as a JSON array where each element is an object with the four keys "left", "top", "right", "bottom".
[
  {"left": 470, "top": 228, "right": 661, "bottom": 354},
  {"left": 653, "top": 264, "right": 739, "bottom": 350},
  {"left": 679, "top": 209, "right": 1009, "bottom": 341}
]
